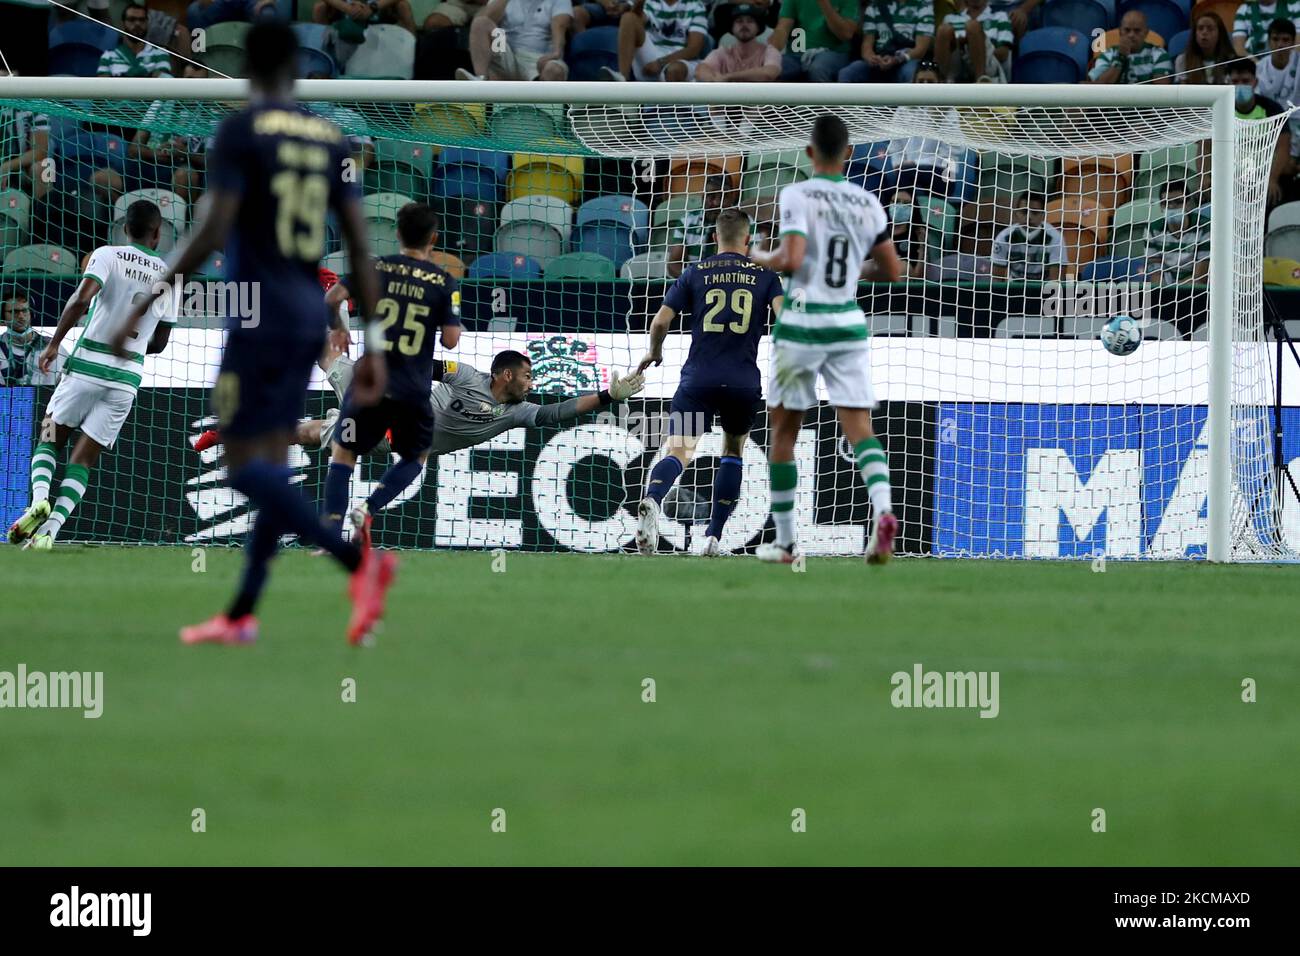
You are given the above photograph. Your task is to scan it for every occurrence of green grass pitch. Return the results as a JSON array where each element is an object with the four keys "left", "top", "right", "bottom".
[{"left": 1, "top": 546, "right": 1296, "bottom": 866}]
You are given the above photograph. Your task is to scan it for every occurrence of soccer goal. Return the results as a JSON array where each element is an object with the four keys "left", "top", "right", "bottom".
[{"left": 0, "top": 77, "right": 1293, "bottom": 561}]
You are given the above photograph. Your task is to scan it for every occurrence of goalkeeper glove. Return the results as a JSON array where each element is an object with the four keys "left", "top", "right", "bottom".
[{"left": 608, "top": 370, "right": 645, "bottom": 402}]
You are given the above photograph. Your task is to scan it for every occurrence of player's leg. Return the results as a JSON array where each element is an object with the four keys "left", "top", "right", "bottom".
[
  {"left": 358, "top": 400, "right": 432, "bottom": 523},
  {"left": 758, "top": 345, "right": 819, "bottom": 562},
  {"left": 637, "top": 389, "right": 704, "bottom": 554},
  {"left": 322, "top": 396, "right": 393, "bottom": 536},
  {"left": 31, "top": 432, "right": 105, "bottom": 547},
  {"left": 702, "top": 389, "right": 762, "bottom": 554},
  {"left": 823, "top": 348, "right": 897, "bottom": 564}
]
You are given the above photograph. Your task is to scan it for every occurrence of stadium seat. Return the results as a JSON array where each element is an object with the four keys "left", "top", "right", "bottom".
[
  {"left": 0, "top": 189, "right": 32, "bottom": 250},
  {"left": 740, "top": 164, "right": 806, "bottom": 209},
  {"left": 571, "top": 222, "right": 635, "bottom": 270},
  {"left": 435, "top": 163, "right": 500, "bottom": 205},
  {"left": 1062, "top": 155, "right": 1133, "bottom": 207},
  {"left": 320, "top": 250, "right": 351, "bottom": 277},
  {"left": 1080, "top": 256, "right": 1147, "bottom": 280},
  {"left": 438, "top": 198, "right": 499, "bottom": 261},
  {"left": 414, "top": 103, "right": 486, "bottom": 140},
  {"left": 440, "top": 147, "right": 509, "bottom": 182},
  {"left": 1191, "top": 2, "right": 1238, "bottom": 33},
  {"left": 1048, "top": 195, "right": 1111, "bottom": 241},
  {"left": 1263, "top": 257, "right": 1300, "bottom": 287},
  {"left": 1118, "top": 1, "right": 1190, "bottom": 48},
  {"left": 489, "top": 105, "right": 566, "bottom": 147},
  {"left": 493, "top": 220, "right": 565, "bottom": 269},
  {"left": 369, "top": 139, "right": 436, "bottom": 200},
  {"left": 430, "top": 251, "right": 466, "bottom": 279},
  {"left": 362, "top": 192, "right": 415, "bottom": 224},
  {"left": 197, "top": 251, "right": 227, "bottom": 279},
  {"left": 1265, "top": 226, "right": 1300, "bottom": 262},
  {"left": 576, "top": 195, "right": 650, "bottom": 246},
  {"left": 508, "top": 155, "right": 585, "bottom": 205},
  {"left": 345, "top": 24, "right": 415, "bottom": 79},
  {"left": 1041, "top": 0, "right": 1112, "bottom": 36},
  {"left": 1167, "top": 29, "right": 1190, "bottom": 63},
  {"left": 1109, "top": 199, "right": 1165, "bottom": 256},
  {"left": 500, "top": 195, "right": 574, "bottom": 243},
  {"left": 292, "top": 22, "right": 338, "bottom": 77},
  {"left": 368, "top": 221, "right": 402, "bottom": 257},
  {"left": 847, "top": 141, "right": 895, "bottom": 196},
  {"left": 203, "top": 21, "right": 252, "bottom": 78},
  {"left": 48, "top": 20, "right": 118, "bottom": 50},
  {"left": 665, "top": 156, "right": 742, "bottom": 198},
  {"left": 620, "top": 251, "right": 671, "bottom": 281},
  {"left": 1268, "top": 201, "right": 1300, "bottom": 232},
  {"left": 3, "top": 244, "right": 78, "bottom": 276},
  {"left": 567, "top": 27, "right": 619, "bottom": 82},
  {"left": 48, "top": 42, "right": 108, "bottom": 77},
  {"left": 545, "top": 252, "right": 616, "bottom": 281},
  {"left": 111, "top": 188, "right": 186, "bottom": 254},
  {"left": 1015, "top": 28, "right": 1091, "bottom": 84},
  {"left": 918, "top": 197, "right": 959, "bottom": 250},
  {"left": 468, "top": 252, "right": 543, "bottom": 281}
]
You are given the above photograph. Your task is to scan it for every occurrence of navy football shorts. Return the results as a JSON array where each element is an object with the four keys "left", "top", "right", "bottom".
[
  {"left": 334, "top": 392, "right": 434, "bottom": 459},
  {"left": 668, "top": 385, "right": 763, "bottom": 438},
  {"left": 213, "top": 332, "right": 323, "bottom": 439}
]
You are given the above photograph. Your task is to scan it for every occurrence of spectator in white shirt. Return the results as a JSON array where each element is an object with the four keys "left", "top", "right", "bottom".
[
  {"left": 459, "top": 0, "right": 572, "bottom": 80},
  {"left": 991, "top": 192, "right": 1066, "bottom": 281}
]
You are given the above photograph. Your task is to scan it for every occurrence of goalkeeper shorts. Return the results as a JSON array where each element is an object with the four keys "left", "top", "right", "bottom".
[
  {"left": 767, "top": 341, "right": 878, "bottom": 411},
  {"left": 46, "top": 375, "right": 135, "bottom": 448}
]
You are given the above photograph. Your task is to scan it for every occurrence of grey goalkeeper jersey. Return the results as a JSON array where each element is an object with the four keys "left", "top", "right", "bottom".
[{"left": 326, "top": 356, "right": 583, "bottom": 455}]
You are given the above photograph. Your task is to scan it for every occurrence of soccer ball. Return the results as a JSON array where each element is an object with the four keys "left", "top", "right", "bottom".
[{"left": 1100, "top": 315, "right": 1142, "bottom": 356}]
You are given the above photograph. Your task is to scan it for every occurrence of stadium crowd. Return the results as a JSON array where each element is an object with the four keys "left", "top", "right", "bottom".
[{"left": 2, "top": 0, "right": 1300, "bottom": 343}]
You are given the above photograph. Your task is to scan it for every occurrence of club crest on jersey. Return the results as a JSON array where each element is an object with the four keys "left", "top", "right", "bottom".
[{"left": 526, "top": 334, "right": 604, "bottom": 396}]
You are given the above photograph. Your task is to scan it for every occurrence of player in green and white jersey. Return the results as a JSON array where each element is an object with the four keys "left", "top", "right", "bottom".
[
  {"left": 750, "top": 115, "right": 903, "bottom": 565},
  {"left": 7, "top": 201, "right": 176, "bottom": 550}
]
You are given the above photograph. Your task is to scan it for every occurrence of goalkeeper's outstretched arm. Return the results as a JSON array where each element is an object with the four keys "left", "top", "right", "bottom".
[{"left": 529, "top": 371, "right": 646, "bottom": 426}]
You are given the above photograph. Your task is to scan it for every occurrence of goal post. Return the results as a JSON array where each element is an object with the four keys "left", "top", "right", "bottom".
[{"left": 0, "top": 76, "right": 1292, "bottom": 561}]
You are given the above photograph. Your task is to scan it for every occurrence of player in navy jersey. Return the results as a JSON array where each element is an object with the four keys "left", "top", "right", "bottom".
[
  {"left": 113, "top": 22, "right": 393, "bottom": 647},
  {"left": 320, "top": 202, "right": 462, "bottom": 544},
  {"left": 634, "top": 208, "right": 784, "bottom": 556}
]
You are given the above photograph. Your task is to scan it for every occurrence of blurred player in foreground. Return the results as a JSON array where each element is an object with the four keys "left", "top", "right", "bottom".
[
  {"left": 634, "top": 207, "right": 783, "bottom": 556},
  {"left": 750, "top": 114, "right": 903, "bottom": 565},
  {"left": 114, "top": 22, "right": 391, "bottom": 646}
]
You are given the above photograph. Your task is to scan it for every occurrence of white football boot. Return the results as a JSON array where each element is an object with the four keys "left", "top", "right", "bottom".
[{"left": 635, "top": 498, "right": 660, "bottom": 555}]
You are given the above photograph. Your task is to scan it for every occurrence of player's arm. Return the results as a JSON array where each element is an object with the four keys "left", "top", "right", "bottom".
[
  {"left": 335, "top": 194, "right": 386, "bottom": 405},
  {"left": 637, "top": 304, "right": 677, "bottom": 373},
  {"left": 146, "top": 322, "right": 171, "bottom": 354},
  {"left": 324, "top": 281, "right": 350, "bottom": 333},
  {"left": 39, "top": 275, "right": 99, "bottom": 373},
  {"left": 532, "top": 372, "right": 647, "bottom": 425},
  {"left": 440, "top": 281, "right": 462, "bottom": 349},
  {"left": 751, "top": 232, "right": 806, "bottom": 275},
  {"left": 862, "top": 237, "right": 904, "bottom": 283}
]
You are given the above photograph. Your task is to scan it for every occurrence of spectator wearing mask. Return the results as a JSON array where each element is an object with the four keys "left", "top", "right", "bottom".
[
  {"left": 602, "top": 0, "right": 709, "bottom": 82},
  {"left": 1228, "top": 59, "right": 1293, "bottom": 206},
  {"left": 770, "top": 0, "right": 859, "bottom": 84},
  {"left": 991, "top": 192, "right": 1066, "bottom": 282},
  {"left": 885, "top": 188, "right": 931, "bottom": 279},
  {"left": 1086, "top": 10, "right": 1171, "bottom": 85},
  {"left": 459, "top": 0, "right": 573, "bottom": 80},
  {"left": 1144, "top": 181, "right": 1210, "bottom": 287},
  {"left": 1175, "top": 12, "right": 1235, "bottom": 85},
  {"left": 696, "top": 5, "right": 782, "bottom": 82},
  {"left": 934, "top": 0, "right": 1012, "bottom": 83},
  {"left": 839, "top": 1, "right": 935, "bottom": 84},
  {"left": 0, "top": 292, "right": 66, "bottom": 386}
]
